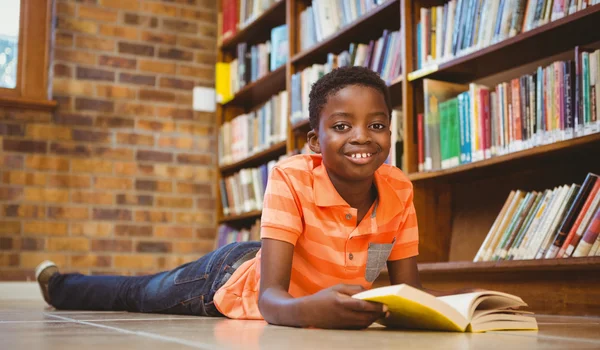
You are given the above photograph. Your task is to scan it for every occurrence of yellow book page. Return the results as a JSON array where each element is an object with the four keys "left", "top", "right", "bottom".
[{"left": 360, "top": 295, "right": 466, "bottom": 332}]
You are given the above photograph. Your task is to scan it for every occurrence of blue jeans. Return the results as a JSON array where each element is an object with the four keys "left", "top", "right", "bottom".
[{"left": 48, "top": 241, "right": 261, "bottom": 316}]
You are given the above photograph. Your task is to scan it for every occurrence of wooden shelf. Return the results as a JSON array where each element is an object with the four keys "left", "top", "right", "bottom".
[
  {"left": 407, "top": 5, "right": 600, "bottom": 83},
  {"left": 219, "top": 140, "right": 287, "bottom": 174},
  {"left": 219, "top": 210, "right": 262, "bottom": 224},
  {"left": 290, "top": 0, "right": 400, "bottom": 68},
  {"left": 221, "top": 66, "right": 286, "bottom": 110},
  {"left": 218, "top": 0, "right": 286, "bottom": 52},
  {"left": 418, "top": 257, "right": 600, "bottom": 274},
  {"left": 292, "top": 119, "right": 310, "bottom": 132},
  {"left": 407, "top": 132, "right": 600, "bottom": 182}
]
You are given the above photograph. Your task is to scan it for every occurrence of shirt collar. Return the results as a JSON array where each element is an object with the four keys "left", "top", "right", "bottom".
[{"left": 312, "top": 155, "right": 405, "bottom": 224}]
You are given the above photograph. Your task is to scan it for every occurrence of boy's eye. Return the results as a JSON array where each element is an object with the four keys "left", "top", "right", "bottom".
[
  {"left": 371, "top": 123, "right": 386, "bottom": 130},
  {"left": 333, "top": 124, "right": 349, "bottom": 131}
]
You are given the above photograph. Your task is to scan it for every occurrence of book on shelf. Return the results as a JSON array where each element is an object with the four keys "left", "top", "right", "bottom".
[
  {"left": 387, "top": 108, "right": 404, "bottom": 170},
  {"left": 473, "top": 172, "right": 600, "bottom": 262},
  {"left": 218, "top": 91, "right": 288, "bottom": 166},
  {"left": 216, "top": 220, "right": 261, "bottom": 249},
  {"left": 219, "top": 156, "right": 286, "bottom": 217},
  {"left": 290, "top": 29, "right": 403, "bottom": 125},
  {"left": 414, "top": 0, "right": 596, "bottom": 72},
  {"left": 298, "top": 0, "right": 390, "bottom": 51},
  {"left": 221, "top": 0, "right": 282, "bottom": 39},
  {"left": 417, "top": 46, "right": 600, "bottom": 172},
  {"left": 353, "top": 283, "right": 537, "bottom": 332}
]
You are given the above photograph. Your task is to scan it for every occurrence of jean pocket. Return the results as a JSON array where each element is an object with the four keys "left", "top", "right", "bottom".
[
  {"left": 174, "top": 254, "right": 216, "bottom": 285},
  {"left": 365, "top": 238, "right": 395, "bottom": 282}
]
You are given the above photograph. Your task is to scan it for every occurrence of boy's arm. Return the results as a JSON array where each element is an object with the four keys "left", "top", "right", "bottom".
[
  {"left": 387, "top": 257, "right": 485, "bottom": 296},
  {"left": 258, "top": 238, "right": 387, "bottom": 329}
]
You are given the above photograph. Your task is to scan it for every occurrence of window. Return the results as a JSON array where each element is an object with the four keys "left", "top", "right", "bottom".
[
  {"left": 0, "top": 0, "right": 55, "bottom": 111},
  {"left": 0, "top": 0, "right": 21, "bottom": 89}
]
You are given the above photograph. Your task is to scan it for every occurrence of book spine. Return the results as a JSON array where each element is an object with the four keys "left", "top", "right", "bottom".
[{"left": 563, "top": 182, "right": 600, "bottom": 257}]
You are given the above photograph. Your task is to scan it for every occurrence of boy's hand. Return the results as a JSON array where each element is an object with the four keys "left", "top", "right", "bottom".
[{"left": 301, "top": 284, "right": 387, "bottom": 329}]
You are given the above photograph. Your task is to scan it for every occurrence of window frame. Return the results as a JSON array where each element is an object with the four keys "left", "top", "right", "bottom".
[{"left": 0, "top": 0, "right": 56, "bottom": 111}]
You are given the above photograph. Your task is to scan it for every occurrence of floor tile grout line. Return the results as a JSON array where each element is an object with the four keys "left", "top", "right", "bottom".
[
  {"left": 488, "top": 330, "right": 600, "bottom": 345},
  {"left": 0, "top": 317, "right": 212, "bottom": 324},
  {"left": 44, "top": 313, "right": 219, "bottom": 350}
]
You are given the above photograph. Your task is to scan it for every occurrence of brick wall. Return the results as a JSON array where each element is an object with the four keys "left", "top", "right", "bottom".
[{"left": 0, "top": 0, "right": 218, "bottom": 280}]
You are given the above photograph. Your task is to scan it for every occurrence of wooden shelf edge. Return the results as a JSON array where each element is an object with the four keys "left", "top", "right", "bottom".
[
  {"left": 219, "top": 210, "right": 262, "bottom": 223},
  {"left": 219, "top": 140, "right": 287, "bottom": 173},
  {"left": 418, "top": 256, "right": 600, "bottom": 274},
  {"left": 218, "top": 0, "right": 285, "bottom": 51},
  {"left": 290, "top": 0, "right": 399, "bottom": 64},
  {"left": 221, "top": 65, "right": 286, "bottom": 108},
  {"left": 0, "top": 96, "right": 57, "bottom": 112},
  {"left": 407, "top": 5, "right": 600, "bottom": 82},
  {"left": 407, "top": 132, "right": 600, "bottom": 182}
]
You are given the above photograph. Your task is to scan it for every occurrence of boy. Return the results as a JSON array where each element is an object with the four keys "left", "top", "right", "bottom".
[{"left": 36, "top": 66, "right": 422, "bottom": 329}]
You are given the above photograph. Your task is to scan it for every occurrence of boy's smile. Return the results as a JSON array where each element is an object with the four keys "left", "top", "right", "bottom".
[{"left": 308, "top": 85, "right": 391, "bottom": 183}]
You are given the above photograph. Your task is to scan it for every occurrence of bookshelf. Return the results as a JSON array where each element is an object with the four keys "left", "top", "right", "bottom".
[{"left": 216, "top": 0, "right": 600, "bottom": 315}]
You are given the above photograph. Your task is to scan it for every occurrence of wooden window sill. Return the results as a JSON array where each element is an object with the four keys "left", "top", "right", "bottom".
[{"left": 0, "top": 95, "right": 57, "bottom": 112}]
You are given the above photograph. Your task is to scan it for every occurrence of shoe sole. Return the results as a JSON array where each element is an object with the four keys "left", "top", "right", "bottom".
[{"left": 35, "top": 260, "right": 57, "bottom": 281}]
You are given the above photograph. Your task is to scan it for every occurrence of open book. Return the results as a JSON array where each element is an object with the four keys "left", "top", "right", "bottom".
[{"left": 353, "top": 284, "right": 538, "bottom": 332}]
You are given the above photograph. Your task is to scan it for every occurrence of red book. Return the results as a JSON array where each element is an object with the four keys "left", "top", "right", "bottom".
[{"left": 479, "top": 88, "right": 490, "bottom": 158}]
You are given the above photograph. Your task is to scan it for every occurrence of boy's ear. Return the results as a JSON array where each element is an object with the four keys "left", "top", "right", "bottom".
[{"left": 307, "top": 129, "right": 321, "bottom": 154}]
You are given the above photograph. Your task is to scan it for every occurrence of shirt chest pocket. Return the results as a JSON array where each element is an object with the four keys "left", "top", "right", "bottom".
[{"left": 365, "top": 238, "right": 395, "bottom": 283}]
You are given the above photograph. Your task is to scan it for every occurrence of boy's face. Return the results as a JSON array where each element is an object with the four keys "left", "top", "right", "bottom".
[{"left": 308, "top": 85, "right": 391, "bottom": 182}]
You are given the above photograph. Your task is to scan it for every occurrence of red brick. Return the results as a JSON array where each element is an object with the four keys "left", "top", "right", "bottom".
[
  {"left": 99, "top": 24, "right": 139, "bottom": 39},
  {"left": 93, "top": 147, "right": 134, "bottom": 161},
  {"left": 48, "top": 237, "right": 90, "bottom": 252},
  {"left": 142, "top": 2, "right": 177, "bottom": 16},
  {"left": 136, "top": 241, "right": 172, "bottom": 253},
  {"left": 19, "top": 237, "right": 45, "bottom": 251},
  {"left": 175, "top": 92, "right": 193, "bottom": 105},
  {"left": 114, "top": 254, "right": 155, "bottom": 269},
  {"left": 179, "top": 8, "right": 215, "bottom": 21},
  {"left": 55, "top": 48, "right": 96, "bottom": 65},
  {"left": 139, "top": 89, "right": 175, "bottom": 102},
  {"left": 76, "top": 67, "right": 115, "bottom": 82},
  {"left": 72, "top": 190, "right": 114, "bottom": 205},
  {"left": 0, "top": 253, "right": 20, "bottom": 267},
  {"left": 0, "top": 237, "right": 12, "bottom": 250},
  {"left": 71, "top": 159, "right": 112, "bottom": 174},
  {"left": 138, "top": 59, "right": 176, "bottom": 74},
  {"left": 53, "top": 113, "right": 94, "bottom": 127},
  {"left": 155, "top": 226, "right": 194, "bottom": 239},
  {"left": 136, "top": 120, "right": 175, "bottom": 132},
  {"left": 54, "top": 63, "right": 73, "bottom": 78},
  {"left": 114, "top": 162, "right": 138, "bottom": 176},
  {"left": 20, "top": 253, "right": 65, "bottom": 269},
  {"left": 57, "top": 17, "right": 98, "bottom": 34},
  {"left": 91, "top": 239, "right": 132, "bottom": 252},
  {"left": 197, "top": 227, "right": 216, "bottom": 239},
  {"left": 95, "top": 116, "right": 135, "bottom": 129},
  {"left": 177, "top": 36, "right": 215, "bottom": 51},
  {"left": 54, "top": 95, "right": 73, "bottom": 112},
  {"left": 94, "top": 176, "right": 133, "bottom": 190},
  {"left": 70, "top": 254, "right": 112, "bottom": 268},
  {"left": 159, "top": 77, "right": 194, "bottom": 90},
  {"left": 116, "top": 132, "right": 154, "bottom": 146},
  {"left": 0, "top": 221, "right": 20, "bottom": 234},
  {"left": 23, "top": 221, "right": 68, "bottom": 236},
  {"left": 99, "top": 0, "right": 139, "bottom": 10},
  {"left": 177, "top": 153, "right": 212, "bottom": 165},
  {"left": 72, "top": 129, "right": 111, "bottom": 143},
  {"left": 123, "top": 13, "right": 158, "bottom": 27},
  {"left": 118, "top": 42, "right": 154, "bottom": 57},
  {"left": 96, "top": 85, "right": 137, "bottom": 99},
  {"left": 119, "top": 73, "right": 156, "bottom": 86},
  {"left": 141, "top": 31, "right": 176, "bottom": 45},
  {"left": 93, "top": 208, "right": 132, "bottom": 221},
  {"left": 71, "top": 222, "right": 113, "bottom": 237},
  {"left": 173, "top": 240, "right": 214, "bottom": 254},
  {"left": 116, "top": 102, "right": 155, "bottom": 117},
  {"left": 178, "top": 65, "right": 214, "bottom": 80},
  {"left": 115, "top": 224, "right": 152, "bottom": 237},
  {"left": 196, "top": 23, "right": 217, "bottom": 37},
  {"left": 75, "top": 97, "right": 114, "bottom": 113},
  {"left": 135, "top": 210, "right": 172, "bottom": 223},
  {"left": 3, "top": 204, "right": 45, "bottom": 218},
  {"left": 157, "top": 47, "right": 193, "bottom": 61},
  {"left": 177, "top": 182, "right": 213, "bottom": 194},
  {"left": 135, "top": 179, "right": 172, "bottom": 192},
  {"left": 1, "top": 154, "right": 24, "bottom": 169},
  {"left": 56, "top": 1, "right": 76, "bottom": 16},
  {"left": 175, "top": 212, "right": 213, "bottom": 225},
  {"left": 196, "top": 52, "right": 217, "bottom": 65},
  {"left": 3, "top": 171, "right": 46, "bottom": 186},
  {"left": 3, "top": 139, "right": 47, "bottom": 153},
  {"left": 54, "top": 79, "right": 96, "bottom": 96},
  {"left": 79, "top": 5, "right": 118, "bottom": 22},
  {"left": 25, "top": 155, "right": 69, "bottom": 171},
  {"left": 47, "top": 174, "right": 91, "bottom": 188},
  {"left": 158, "top": 136, "right": 194, "bottom": 150},
  {"left": 116, "top": 194, "right": 153, "bottom": 206},
  {"left": 56, "top": 32, "right": 74, "bottom": 47},
  {"left": 48, "top": 206, "right": 90, "bottom": 220},
  {"left": 162, "top": 19, "right": 197, "bottom": 33},
  {"left": 137, "top": 150, "right": 173, "bottom": 163},
  {"left": 196, "top": 198, "right": 216, "bottom": 210},
  {"left": 156, "top": 106, "right": 193, "bottom": 120},
  {"left": 26, "top": 124, "right": 72, "bottom": 141},
  {"left": 177, "top": 123, "right": 213, "bottom": 136},
  {"left": 0, "top": 123, "right": 23, "bottom": 136},
  {"left": 98, "top": 55, "right": 137, "bottom": 69},
  {"left": 75, "top": 36, "right": 115, "bottom": 52},
  {"left": 24, "top": 188, "right": 70, "bottom": 203},
  {"left": 156, "top": 196, "right": 194, "bottom": 209},
  {"left": 0, "top": 186, "right": 23, "bottom": 201},
  {"left": 50, "top": 142, "right": 93, "bottom": 157}
]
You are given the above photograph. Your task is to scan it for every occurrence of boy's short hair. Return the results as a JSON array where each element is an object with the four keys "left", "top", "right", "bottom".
[{"left": 308, "top": 66, "right": 392, "bottom": 130}]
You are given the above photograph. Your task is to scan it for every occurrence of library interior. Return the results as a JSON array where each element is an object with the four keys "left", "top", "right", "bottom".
[{"left": 1, "top": 0, "right": 600, "bottom": 348}]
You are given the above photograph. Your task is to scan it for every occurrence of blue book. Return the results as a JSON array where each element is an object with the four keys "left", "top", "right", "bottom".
[{"left": 270, "top": 24, "right": 288, "bottom": 71}]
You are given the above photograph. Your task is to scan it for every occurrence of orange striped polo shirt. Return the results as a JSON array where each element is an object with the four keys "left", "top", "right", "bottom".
[{"left": 213, "top": 154, "right": 419, "bottom": 319}]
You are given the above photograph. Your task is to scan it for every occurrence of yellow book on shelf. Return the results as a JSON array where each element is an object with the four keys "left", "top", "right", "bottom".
[
  {"left": 215, "top": 62, "right": 233, "bottom": 104},
  {"left": 353, "top": 284, "right": 538, "bottom": 333}
]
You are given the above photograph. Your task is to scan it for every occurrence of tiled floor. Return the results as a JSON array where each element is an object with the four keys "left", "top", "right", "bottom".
[{"left": 1, "top": 300, "right": 600, "bottom": 349}]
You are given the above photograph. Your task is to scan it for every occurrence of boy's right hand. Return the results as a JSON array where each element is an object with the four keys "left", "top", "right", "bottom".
[{"left": 301, "top": 284, "right": 388, "bottom": 329}]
